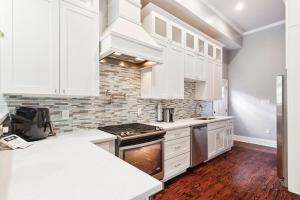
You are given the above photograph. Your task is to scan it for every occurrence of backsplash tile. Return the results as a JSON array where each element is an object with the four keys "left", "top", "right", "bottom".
[{"left": 2, "top": 63, "right": 212, "bottom": 133}]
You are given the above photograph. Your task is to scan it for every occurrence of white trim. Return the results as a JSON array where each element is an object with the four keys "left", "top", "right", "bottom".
[
  {"left": 243, "top": 20, "right": 285, "bottom": 36},
  {"left": 200, "top": 0, "right": 245, "bottom": 35},
  {"left": 233, "top": 135, "right": 277, "bottom": 148}
]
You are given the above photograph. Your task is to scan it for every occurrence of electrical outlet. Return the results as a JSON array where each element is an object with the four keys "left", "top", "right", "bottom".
[
  {"left": 62, "top": 110, "right": 70, "bottom": 120},
  {"left": 137, "top": 108, "right": 142, "bottom": 117}
]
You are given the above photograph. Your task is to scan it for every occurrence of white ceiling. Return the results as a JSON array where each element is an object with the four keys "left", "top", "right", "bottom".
[{"left": 204, "top": 0, "right": 285, "bottom": 33}]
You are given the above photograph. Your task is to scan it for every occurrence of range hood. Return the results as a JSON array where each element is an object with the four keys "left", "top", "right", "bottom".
[{"left": 100, "top": 0, "right": 163, "bottom": 67}]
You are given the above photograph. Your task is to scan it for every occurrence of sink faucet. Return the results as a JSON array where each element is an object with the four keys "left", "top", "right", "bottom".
[{"left": 195, "top": 102, "right": 203, "bottom": 117}]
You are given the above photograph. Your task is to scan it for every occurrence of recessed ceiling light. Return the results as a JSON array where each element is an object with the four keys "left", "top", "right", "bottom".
[
  {"left": 235, "top": 2, "right": 244, "bottom": 11},
  {"left": 113, "top": 52, "right": 122, "bottom": 56}
]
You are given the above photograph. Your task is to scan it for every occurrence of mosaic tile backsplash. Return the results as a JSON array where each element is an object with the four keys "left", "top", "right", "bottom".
[{"left": 0, "top": 63, "right": 212, "bottom": 133}]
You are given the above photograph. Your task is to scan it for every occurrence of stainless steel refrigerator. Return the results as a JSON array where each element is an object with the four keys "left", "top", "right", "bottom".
[{"left": 276, "top": 75, "right": 288, "bottom": 187}]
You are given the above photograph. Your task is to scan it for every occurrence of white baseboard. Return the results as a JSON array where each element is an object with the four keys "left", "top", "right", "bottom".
[{"left": 233, "top": 135, "right": 277, "bottom": 148}]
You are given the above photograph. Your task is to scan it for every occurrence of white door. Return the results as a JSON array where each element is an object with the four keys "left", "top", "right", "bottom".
[
  {"left": 168, "top": 45, "right": 184, "bottom": 99},
  {"left": 0, "top": 0, "right": 60, "bottom": 95},
  {"left": 60, "top": 1, "right": 99, "bottom": 96},
  {"left": 213, "top": 79, "right": 228, "bottom": 116},
  {"left": 184, "top": 51, "right": 196, "bottom": 80}
]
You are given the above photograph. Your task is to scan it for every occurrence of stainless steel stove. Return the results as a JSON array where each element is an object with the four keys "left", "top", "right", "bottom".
[{"left": 99, "top": 123, "right": 165, "bottom": 180}]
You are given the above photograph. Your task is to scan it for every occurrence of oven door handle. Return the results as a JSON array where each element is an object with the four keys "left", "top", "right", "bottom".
[{"left": 119, "top": 138, "right": 164, "bottom": 151}]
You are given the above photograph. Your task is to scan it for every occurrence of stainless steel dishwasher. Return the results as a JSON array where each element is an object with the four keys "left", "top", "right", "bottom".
[{"left": 191, "top": 124, "right": 208, "bottom": 167}]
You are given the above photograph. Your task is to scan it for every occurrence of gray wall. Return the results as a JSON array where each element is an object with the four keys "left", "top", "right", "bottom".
[{"left": 228, "top": 24, "right": 285, "bottom": 141}]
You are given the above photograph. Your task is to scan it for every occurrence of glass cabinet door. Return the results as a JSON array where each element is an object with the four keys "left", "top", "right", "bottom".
[
  {"left": 207, "top": 43, "right": 215, "bottom": 59},
  {"left": 198, "top": 38, "right": 205, "bottom": 55},
  {"left": 185, "top": 31, "right": 196, "bottom": 51},
  {"left": 171, "top": 23, "right": 183, "bottom": 47},
  {"left": 215, "top": 47, "right": 222, "bottom": 62},
  {"left": 153, "top": 13, "right": 169, "bottom": 41}
]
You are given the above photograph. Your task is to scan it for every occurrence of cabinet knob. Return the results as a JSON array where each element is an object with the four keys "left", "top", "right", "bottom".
[{"left": 0, "top": 31, "right": 4, "bottom": 38}]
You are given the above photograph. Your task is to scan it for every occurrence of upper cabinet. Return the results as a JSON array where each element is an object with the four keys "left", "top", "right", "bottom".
[
  {"left": 60, "top": 1, "right": 99, "bottom": 96},
  {"left": 142, "top": 7, "right": 224, "bottom": 100},
  {"left": 0, "top": 0, "right": 60, "bottom": 95},
  {"left": 170, "top": 23, "right": 184, "bottom": 47},
  {"left": 62, "top": 0, "right": 99, "bottom": 13},
  {"left": 0, "top": 0, "right": 99, "bottom": 96},
  {"left": 185, "top": 30, "right": 196, "bottom": 52}
]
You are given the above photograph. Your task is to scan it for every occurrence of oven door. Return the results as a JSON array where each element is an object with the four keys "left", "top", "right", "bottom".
[{"left": 119, "top": 138, "right": 164, "bottom": 180}]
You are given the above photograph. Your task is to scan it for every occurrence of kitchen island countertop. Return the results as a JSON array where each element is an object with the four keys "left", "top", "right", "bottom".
[{"left": 0, "top": 129, "right": 163, "bottom": 200}]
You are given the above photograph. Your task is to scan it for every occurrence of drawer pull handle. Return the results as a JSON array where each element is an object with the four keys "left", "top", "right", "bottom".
[
  {"left": 174, "top": 146, "right": 182, "bottom": 150},
  {"left": 174, "top": 163, "right": 182, "bottom": 168}
]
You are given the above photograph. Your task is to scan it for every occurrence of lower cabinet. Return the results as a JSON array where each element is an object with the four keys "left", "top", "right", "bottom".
[
  {"left": 207, "top": 120, "right": 233, "bottom": 160},
  {"left": 95, "top": 140, "right": 115, "bottom": 155},
  {"left": 163, "top": 127, "right": 190, "bottom": 181}
]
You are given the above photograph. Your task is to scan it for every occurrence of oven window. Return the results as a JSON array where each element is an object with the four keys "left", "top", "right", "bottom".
[{"left": 122, "top": 143, "right": 162, "bottom": 176}]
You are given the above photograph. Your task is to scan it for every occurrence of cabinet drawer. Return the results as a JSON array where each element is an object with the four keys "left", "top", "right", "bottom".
[
  {"left": 165, "top": 136, "right": 190, "bottom": 160},
  {"left": 164, "top": 152, "right": 190, "bottom": 180},
  {"left": 208, "top": 121, "right": 226, "bottom": 131},
  {"left": 165, "top": 127, "right": 190, "bottom": 141},
  {"left": 63, "top": 0, "right": 99, "bottom": 13}
]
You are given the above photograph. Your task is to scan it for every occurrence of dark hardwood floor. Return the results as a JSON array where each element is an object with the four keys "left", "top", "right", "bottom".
[{"left": 155, "top": 142, "right": 300, "bottom": 200}]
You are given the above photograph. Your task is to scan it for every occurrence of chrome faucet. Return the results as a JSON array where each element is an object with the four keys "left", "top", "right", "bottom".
[{"left": 195, "top": 102, "right": 203, "bottom": 117}]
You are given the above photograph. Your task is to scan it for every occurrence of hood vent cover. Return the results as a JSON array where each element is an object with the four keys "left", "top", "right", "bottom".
[{"left": 100, "top": 0, "right": 163, "bottom": 67}]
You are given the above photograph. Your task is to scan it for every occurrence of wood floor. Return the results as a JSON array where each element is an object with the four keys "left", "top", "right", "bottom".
[{"left": 154, "top": 142, "right": 300, "bottom": 200}]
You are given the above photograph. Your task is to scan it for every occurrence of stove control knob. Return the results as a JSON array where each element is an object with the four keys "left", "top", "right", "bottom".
[
  {"left": 156, "top": 127, "right": 163, "bottom": 131},
  {"left": 126, "top": 131, "right": 131, "bottom": 136},
  {"left": 120, "top": 132, "right": 126, "bottom": 137}
]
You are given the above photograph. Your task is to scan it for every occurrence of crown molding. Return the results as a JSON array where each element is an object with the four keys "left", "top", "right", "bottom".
[
  {"left": 200, "top": 0, "right": 245, "bottom": 35},
  {"left": 243, "top": 20, "right": 285, "bottom": 36}
]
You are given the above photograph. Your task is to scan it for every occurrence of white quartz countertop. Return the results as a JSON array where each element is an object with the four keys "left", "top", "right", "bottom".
[
  {"left": 0, "top": 129, "right": 163, "bottom": 200},
  {"left": 148, "top": 116, "right": 234, "bottom": 130}
]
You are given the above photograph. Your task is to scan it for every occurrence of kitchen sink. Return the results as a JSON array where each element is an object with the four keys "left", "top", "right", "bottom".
[{"left": 195, "top": 117, "right": 216, "bottom": 120}]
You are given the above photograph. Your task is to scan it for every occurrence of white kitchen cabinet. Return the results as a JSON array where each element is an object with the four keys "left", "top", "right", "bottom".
[
  {"left": 195, "top": 60, "right": 222, "bottom": 100},
  {"left": 184, "top": 50, "right": 197, "bottom": 80},
  {"left": 184, "top": 51, "right": 206, "bottom": 82},
  {"left": 207, "top": 121, "right": 229, "bottom": 160},
  {"left": 0, "top": 0, "right": 60, "bottom": 95},
  {"left": 197, "top": 37, "right": 205, "bottom": 56},
  {"left": 60, "top": 1, "right": 99, "bottom": 96},
  {"left": 62, "top": 0, "right": 99, "bottom": 13},
  {"left": 185, "top": 30, "right": 196, "bottom": 52},
  {"left": 170, "top": 22, "right": 184, "bottom": 47},
  {"left": 163, "top": 127, "right": 190, "bottom": 181},
  {"left": 195, "top": 55, "right": 206, "bottom": 81},
  {"left": 0, "top": 0, "right": 99, "bottom": 96},
  {"left": 207, "top": 42, "right": 215, "bottom": 60},
  {"left": 146, "top": 12, "right": 170, "bottom": 42},
  {"left": 141, "top": 40, "right": 184, "bottom": 99},
  {"left": 167, "top": 45, "right": 185, "bottom": 99},
  {"left": 224, "top": 120, "right": 234, "bottom": 149},
  {"left": 215, "top": 47, "right": 223, "bottom": 63}
]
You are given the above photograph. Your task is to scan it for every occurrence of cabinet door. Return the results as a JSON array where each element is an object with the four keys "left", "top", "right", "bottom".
[
  {"left": 170, "top": 23, "right": 184, "bottom": 47},
  {"left": 185, "top": 31, "right": 196, "bottom": 52},
  {"left": 216, "top": 129, "right": 225, "bottom": 152},
  {"left": 197, "top": 37, "right": 205, "bottom": 56},
  {"left": 207, "top": 43, "right": 215, "bottom": 60},
  {"left": 213, "top": 64, "right": 223, "bottom": 100},
  {"left": 0, "top": 0, "right": 60, "bottom": 95},
  {"left": 62, "top": 0, "right": 99, "bottom": 13},
  {"left": 215, "top": 47, "right": 223, "bottom": 63},
  {"left": 60, "top": 1, "right": 99, "bottom": 96},
  {"left": 207, "top": 132, "right": 217, "bottom": 159},
  {"left": 168, "top": 45, "right": 184, "bottom": 99},
  {"left": 151, "top": 40, "right": 169, "bottom": 99},
  {"left": 152, "top": 13, "right": 169, "bottom": 41},
  {"left": 184, "top": 51, "right": 196, "bottom": 80},
  {"left": 195, "top": 56, "right": 206, "bottom": 81}
]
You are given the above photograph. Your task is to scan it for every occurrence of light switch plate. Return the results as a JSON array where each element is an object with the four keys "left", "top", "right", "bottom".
[
  {"left": 137, "top": 108, "right": 142, "bottom": 117},
  {"left": 62, "top": 110, "right": 70, "bottom": 120}
]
